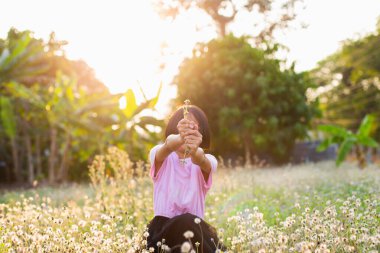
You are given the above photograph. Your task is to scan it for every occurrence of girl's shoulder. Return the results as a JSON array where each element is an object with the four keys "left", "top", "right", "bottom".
[
  {"left": 205, "top": 153, "right": 217, "bottom": 162},
  {"left": 149, "top": 143, "right": 164, "bottom": 163},
  {"left": 150, "top": 143, "right": 164, "bottom": 152},
  {"left": 204, "top": 153, "right": 218, "bottom": 172}
]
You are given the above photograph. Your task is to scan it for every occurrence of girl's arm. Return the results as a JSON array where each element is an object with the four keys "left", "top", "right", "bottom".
[
  {"left": 153, "top": 134, "right": 184, "bottom": 177},
  {"left": 183, "top": 125, "right": 211, "bottom": 182},
  {"left": 191, "top": 148, "right": 212, "bottom": 182},
  {"left": 153, "top": 118, "right": 196, "bottom": 177}
]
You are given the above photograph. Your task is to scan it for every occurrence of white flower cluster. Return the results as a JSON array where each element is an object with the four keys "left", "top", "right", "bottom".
[{"left": 0, "top": 159, "right": 379, "bottom": 252}]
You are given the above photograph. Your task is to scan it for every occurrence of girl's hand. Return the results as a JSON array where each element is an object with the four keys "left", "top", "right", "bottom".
[
  {"left": 184, "top": 128, "right": 203, "bottom": 155},
  {"left": 177, "top": 118, "right": 197, "bottom": 142}
]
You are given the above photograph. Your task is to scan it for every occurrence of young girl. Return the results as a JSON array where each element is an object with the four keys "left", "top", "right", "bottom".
[{"left": 146, "top": 105, "right": 226, "bottom": 253}]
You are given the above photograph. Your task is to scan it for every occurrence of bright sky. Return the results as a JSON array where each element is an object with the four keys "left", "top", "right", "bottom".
[{"left": 1, "top": 0, "right": 380, "bottom": 117}]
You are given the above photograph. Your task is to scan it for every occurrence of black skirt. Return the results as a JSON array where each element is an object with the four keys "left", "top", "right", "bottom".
[{"left": 146, "top": 213, "right": 227, "bottom": 253}]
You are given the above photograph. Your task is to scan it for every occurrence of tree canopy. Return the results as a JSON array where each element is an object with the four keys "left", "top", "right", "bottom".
[
  {"left": 174, "top": 35, "right": 319, "bottom": 164},
  {"left": 0, "top": 28, "right": 163, "bottom": 184},
  {"left": 311, "top": 20, "right": 380, "bottom": 140}
]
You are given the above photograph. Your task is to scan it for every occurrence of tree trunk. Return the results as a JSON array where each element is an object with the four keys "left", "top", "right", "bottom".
[
  {"left": 355, "top": 145, "right": 366, "bottom": 169},
  {"left": 217, "top": 21, "right": 226, "bottom": 37},
  {"left": 48, "top": 127, "right": 57, "bottom": 184},
  {"left": 35, "top": 135, "right": 43, "bottom": 178},
  {"left": 210, "top": 5, "right": 236, "bottom": 38},
  {"left": 58, "top": 133, "right": 71, "bottom": 183},
  {"left": 25, "top": 134, "right": 34, "bottom": 185},
  {"left": 0, "top": 138, "right": 11, "bottom": 182},
  {"left": 10, "top": 137, "right": 22, "bottom": 182},
  {"left": 244, "top": 138, "right": 251, "bottom": 168},
  {"left": 371, "top": 147, "right": 377, "bottom": 164}
]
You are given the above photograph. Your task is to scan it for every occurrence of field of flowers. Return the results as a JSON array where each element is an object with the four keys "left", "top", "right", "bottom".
[{"left": 0, "top": 147, "right": 379, "bottom": 252}]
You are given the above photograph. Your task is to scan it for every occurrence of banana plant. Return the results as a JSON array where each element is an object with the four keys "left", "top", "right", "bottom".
[
  {"left": 0, "top": 29, "right": 166, "bottom": 183},
  {"left": 4, "top": 76, "right": 112, "bottom": 183},
  {"left": 0, "top": 96, "right": 21, "bottom": 181},
  {"left": 0, "top": 29, "right": 49, "bottom": 85},
  {"left": 4, "top": 78, "right": 164, "bottom": 182},
  {"left": 317, "top": 114, "right": 379, "bottom": 168},
  {"left": 0, "top": 29, "right": 50, "bottom": 183},
  {"left": 114, "top": 83, "right": 165, "bottom": 159}
]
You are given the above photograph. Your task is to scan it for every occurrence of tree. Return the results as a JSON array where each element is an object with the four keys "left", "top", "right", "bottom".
[
  {"left": 3, "top": 79, "right": 163, "bottom": 183},
  {"left": 311, "top": 19, "right": 380, "bottom": 145},
  {"left": 154, "top": 0, "right": 302, "bottom": 41},
  {"left": 0, "top": 28, "right": 164, "bottom": 184},
  {"left": 112, "top": 85, "right": 165, "bottom": 160},
  {"left": 0, "top": 28, "right": 108, "bottom": 92},
  {"left": 0, "top": 29, "right": 49, "bottom": 86},
  {"left": 0, "top": 29, "right": 50, "bottom": 183},
  {"left": 174, "top": 35, "right": 319, "bottom": 164},
  {"left": 0, "top": 96, "right": 19, "bottom": 181},
  {"left": 0, "top": 28, "right": 112, "bottom": 183}
]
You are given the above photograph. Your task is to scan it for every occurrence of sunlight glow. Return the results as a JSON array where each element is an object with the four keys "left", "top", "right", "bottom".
[
  {"left": 1, "top": 0, "right": 380, "bottom": 118},
  {"left": 119, "top": 96, "right": 127, "bottom": 110}
]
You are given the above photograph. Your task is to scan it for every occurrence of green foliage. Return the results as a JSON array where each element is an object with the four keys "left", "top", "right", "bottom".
[
  {"left": 123, "top": 89, "right": 138, "bottom": 118},
  {"left": 0, "top": 30, "right": 49, "bottom": 84},
  {"left": 1, "top": 77, "right": 163, "bottom": 182},
  {"left": 318, "top": 114, "right": 379, "bottom": 167},
  {"left": 0, "top": 28, "right": 163, "bottom": 183},
  {"left": 312, "top": 25, "right": 380, "bottom": 138},
  {"left": 175, "top": 35, "right": 320, "bottom": 163},
  {"left": 0, "top": 96, "right": 16, "bottom": 138},
  {"left": 114, "top": 83, "right": 164, "bottom": 160}
]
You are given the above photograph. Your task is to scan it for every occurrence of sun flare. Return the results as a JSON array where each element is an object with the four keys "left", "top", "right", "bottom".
[{"left": 2, "top": 0, "right": 380, "bottom": 117}]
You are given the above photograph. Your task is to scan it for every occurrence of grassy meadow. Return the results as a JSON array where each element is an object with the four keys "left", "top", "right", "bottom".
[{"left": 0, "top": 148, "right": 379, "bottom": 252}]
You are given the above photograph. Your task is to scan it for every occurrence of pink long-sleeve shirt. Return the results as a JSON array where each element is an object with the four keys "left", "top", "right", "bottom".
[{"left": 149, "top": 144, "right": 218, "bottom": 219}]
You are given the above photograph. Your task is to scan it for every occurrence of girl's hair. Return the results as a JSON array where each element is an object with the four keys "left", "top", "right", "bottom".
[{"left": 165, "top": 105, "right": 211, "bottom": 149}]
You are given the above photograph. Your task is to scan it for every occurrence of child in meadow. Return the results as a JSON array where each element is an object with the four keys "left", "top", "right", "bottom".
[{"left": 146, "top": 104, "right": 226, "bottom": 253}]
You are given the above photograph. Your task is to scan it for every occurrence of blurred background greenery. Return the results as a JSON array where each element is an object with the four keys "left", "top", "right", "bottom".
[{"left": 0, "top": 0, "right": 379, "bottom": 185}]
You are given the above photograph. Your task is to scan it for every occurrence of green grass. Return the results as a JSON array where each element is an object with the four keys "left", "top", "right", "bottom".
[
  {"left": 1, "top": 161, "right": 379, "bottom": 223},
  {"left": 0, "top": 183, "right": 94, "bottom": 206},
  {"left": 0, "top": 160, "right": 379, "bottom": 252},
  {"left": 205, "top": 161, "right": 380, "bottom": 226}
]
